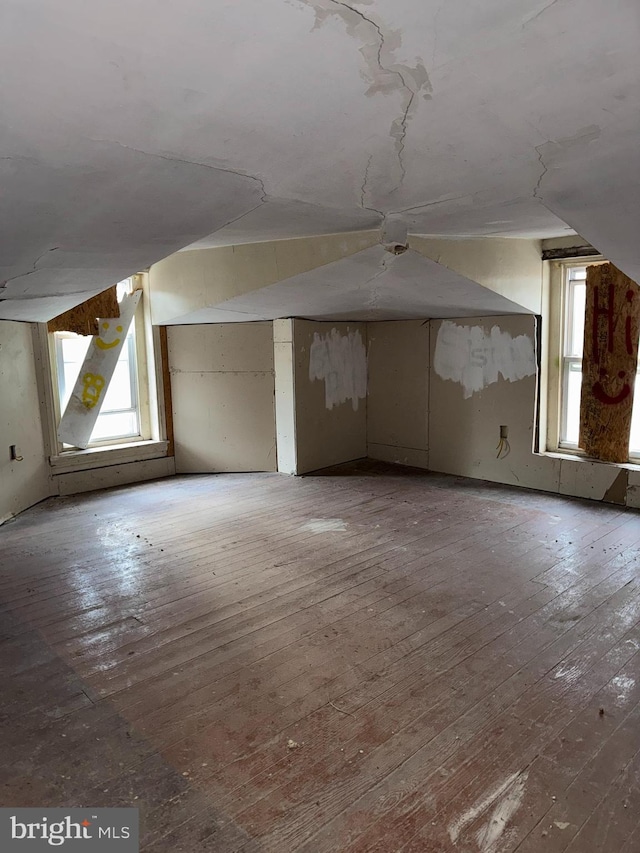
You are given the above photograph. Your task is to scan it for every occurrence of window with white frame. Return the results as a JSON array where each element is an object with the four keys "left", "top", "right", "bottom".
[
  {"left": 51, "top": 278, "right": 149, "bottom": 448},
  {"left": 558, "top": 262, "right": 640, "bottom": 458}
]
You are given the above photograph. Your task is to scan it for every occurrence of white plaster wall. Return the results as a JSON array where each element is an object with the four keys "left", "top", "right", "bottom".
[
  {"left": 427, "top": 315, "right": 637, "bottom": 506},
  {"left": 429, "top": 315, "right": 560, "bottom": 491},
  {"left": 0, "top": 322, "right": 50, "bottom": 524},
  {"left": 410, "top": 237, "right": 543, "bottom": 314},
  {"left": 294, "top": 319, "right": 367, "bottom": 474},
  {"left": 367, "top": 320, "right": 429, "bottom": 468},
  {"left": 149, "top": 232, "right": 379, "bottom": 325},
  {"left": 168, "top": 323, "right": 276, "bottom": 473}
]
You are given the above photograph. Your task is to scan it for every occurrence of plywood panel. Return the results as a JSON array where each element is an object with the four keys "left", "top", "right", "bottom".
[
  {"left": 47, "top": 286, "right": 119, "bottom": 336},
  {"left": 579, "top": 263, "right": 640, "bottom": 463}
]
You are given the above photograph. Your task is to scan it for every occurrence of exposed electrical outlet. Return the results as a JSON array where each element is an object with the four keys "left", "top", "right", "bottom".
[
  {"left": 500, "top": 425, "right": 508, "bottom": 439},
  {"left": 10, "top": 445, "right": 23, "bottom": 462}
]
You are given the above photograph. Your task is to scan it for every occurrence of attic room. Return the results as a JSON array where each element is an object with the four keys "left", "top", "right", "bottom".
[{"left": 1, "top": 1, "right": 639, "bottom": 850}]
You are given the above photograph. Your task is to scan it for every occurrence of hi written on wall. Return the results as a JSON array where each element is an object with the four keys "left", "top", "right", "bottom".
[{"left": 579, "top": 263, "right": 640, "bottom": 463}]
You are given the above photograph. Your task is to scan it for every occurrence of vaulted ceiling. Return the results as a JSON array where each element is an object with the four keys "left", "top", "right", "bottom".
[{"left": 0, "top": 0, "right": 638, "bottom": 321}]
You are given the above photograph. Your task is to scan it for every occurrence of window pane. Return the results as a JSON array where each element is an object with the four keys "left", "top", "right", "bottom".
[
  {"left": 562, "top": 362, "right": 582, "bottom": 445},
  {"left": 569, "top": 267, "right": 587, "bottom": 281},
  {"left": 568, "top": 283, "right": 586, "bottom": 358},
  {"left": 91, "top": 411, "right": 139, "bottom": 442},
  {"left": 101, "top": 353, "right": 133, "bottom": 411},
  {"left": 59, "top": 336, "right": 91, "bottom": 408}
]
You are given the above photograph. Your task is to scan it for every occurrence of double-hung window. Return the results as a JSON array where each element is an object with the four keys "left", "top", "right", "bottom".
[
  {"left": 51, "top": 278, "right": 149, "bottom": 449},
  {"left": 555, "top": 262, "right": 640, "bottom": 459}
]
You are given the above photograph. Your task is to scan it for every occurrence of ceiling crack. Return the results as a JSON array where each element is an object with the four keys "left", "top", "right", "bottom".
[
  {"left": 360, "top": 153, "right": 372, "bottom": 209},
  {"left": 0, "top": 246, "right": 60, "bottom": 290},
  {"left": 387, "top": 193, "right": 471, "bottom": 216},
  {"left": 392, "top": 90, "right": 415, "bottom": 186},
  {"left": 89, "top": 137, "right": 269, "bottom": 203},
  {"left": 522, "top": 0, "right": 562, "bottom": 29},
  {"left": 86, "top": 137, "right": 273, "bottom": 242},
  {"left": 359, "top": 154, "right": 384, "bottom": 219},
  {"left": 316, "top": 0, "right": 431, "bottom": 194},
  {"left": 533, "top": 144, "right": 549, "bottom": 199}
]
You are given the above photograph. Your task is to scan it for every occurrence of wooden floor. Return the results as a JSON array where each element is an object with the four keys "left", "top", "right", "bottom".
[{"left": 1, "top": 461, "right": 640, "bottom": 852}]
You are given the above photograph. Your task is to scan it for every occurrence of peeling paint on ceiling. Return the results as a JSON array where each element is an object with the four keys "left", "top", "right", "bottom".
[{"left": 0, "top": 0, "right": 638, "bottom": 320}]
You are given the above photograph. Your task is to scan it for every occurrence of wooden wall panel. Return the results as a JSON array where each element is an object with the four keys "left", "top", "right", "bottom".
[
  {"left": 579, "top": 263, "right": 640, "bottom": 462},
  {"left": 48, "top": 286, "right": 119, "bottom": 336}
]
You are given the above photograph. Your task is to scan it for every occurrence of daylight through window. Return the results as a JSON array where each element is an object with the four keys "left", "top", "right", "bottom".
[
  {"left": 559, "top": 264, "right": 640, "bottom": 457},
  {"left": 53, "top": 279, "right": 143, "bottom": 447}
]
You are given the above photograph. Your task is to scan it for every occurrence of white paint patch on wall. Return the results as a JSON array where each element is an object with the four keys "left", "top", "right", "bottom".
[
  {"left": 309, "top": 328, "right": 367, "bottom": 411},
  {"left": 434, "top": 320, "right": 536, "bottom": 399}
]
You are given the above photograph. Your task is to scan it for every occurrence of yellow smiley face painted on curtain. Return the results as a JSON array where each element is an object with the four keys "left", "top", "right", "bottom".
[{"left": 96, "top": 321, "right": 124, "bottom": 350}]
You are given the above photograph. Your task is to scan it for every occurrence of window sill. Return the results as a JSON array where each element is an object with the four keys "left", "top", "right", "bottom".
[
  {"left": 539, "top": 449, "right": 640, "bottom": 472},
  {"left": 50, "top": 439, "right": 169, "bottom": 475}
]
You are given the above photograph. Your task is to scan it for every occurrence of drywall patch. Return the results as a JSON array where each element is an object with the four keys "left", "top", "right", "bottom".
[
  {"left": 309, "top": 327, "right": 367, "bottom": 411},
  {"left": 434, "top": 320, "right": 535, "bottom": 399}
]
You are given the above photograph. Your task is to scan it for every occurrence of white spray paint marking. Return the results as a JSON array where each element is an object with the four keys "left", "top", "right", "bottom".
[
  {"left": 302, "top": 518, "right": 347, "bottom": 533},
  {"left": 475, "top": 771, "right": 529, "bottom": 852},
  {"left": 309, "top": 328, "right": 367, "bottom": 411},
  {"left": 553, "top": 663, "right": 582, "bottom": 683},
  {"left": 434, "top": 320, "right": 536, "bottom": 399},
  {"left": 448, "top": 769, "right": 529, "bottom": 851},
  {"left": 612, "top": 674, "right": 636, "bottom": 700}
]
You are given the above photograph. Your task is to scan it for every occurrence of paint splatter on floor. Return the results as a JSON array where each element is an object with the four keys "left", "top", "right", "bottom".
[
  {"left": 302, "top": 518, "right": 348, "bottom": 533},
  {"left": 449, "top": 769, "right": 529, "bottom": 852}
]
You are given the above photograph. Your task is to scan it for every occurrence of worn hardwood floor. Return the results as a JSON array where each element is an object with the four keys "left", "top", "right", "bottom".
[{"left": 1, "top": 461, "right": 640, "bottom": 852}]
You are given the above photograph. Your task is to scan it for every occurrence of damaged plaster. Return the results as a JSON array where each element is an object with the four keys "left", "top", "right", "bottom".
[{"left": 302, "top": 0, "right": 432, "bottom": 193}]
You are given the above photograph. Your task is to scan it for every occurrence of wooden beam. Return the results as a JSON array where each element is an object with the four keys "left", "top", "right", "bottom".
[
  {"left": 579, "top": 263, "right": 640, "bottom": 462},
  {"left": 159, "top": 326, "right": 175, "bottom": 458},
  {"left": 47, "top": 286, "right": 120, "bottom": 336},
  {"left": 541, "top": 246, "right": 600, "bottom": 261}
]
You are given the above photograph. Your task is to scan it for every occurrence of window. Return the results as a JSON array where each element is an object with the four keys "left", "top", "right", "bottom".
[
  {"left": 557, "top": 262, "right": 640, "bottom": 459},
  {"left": 50, "top": 278, "right": 151, "bottom": 449},
  {"left": 53, "top": 279, "right": 142, "bottom": 446},
  {"left": 55, "top": 324, "right": 140, "bottom": 444}
]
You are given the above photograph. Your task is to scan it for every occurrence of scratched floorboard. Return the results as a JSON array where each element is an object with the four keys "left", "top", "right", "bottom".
[{"left": 1, "top": 460, "right": 639, "bottom": 852}]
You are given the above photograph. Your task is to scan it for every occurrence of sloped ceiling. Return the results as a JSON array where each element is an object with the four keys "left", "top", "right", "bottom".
[
  {"left": 0, "top": 0, "right": 638, "bottom": 321},
  {"left": 159, "top": 245, "right": 532, "bottom": 324}
]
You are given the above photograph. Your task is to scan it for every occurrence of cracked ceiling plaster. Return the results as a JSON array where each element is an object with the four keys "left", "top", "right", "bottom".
[{"left": 0, "top": 0, "right": 638, "bottom": 321}]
